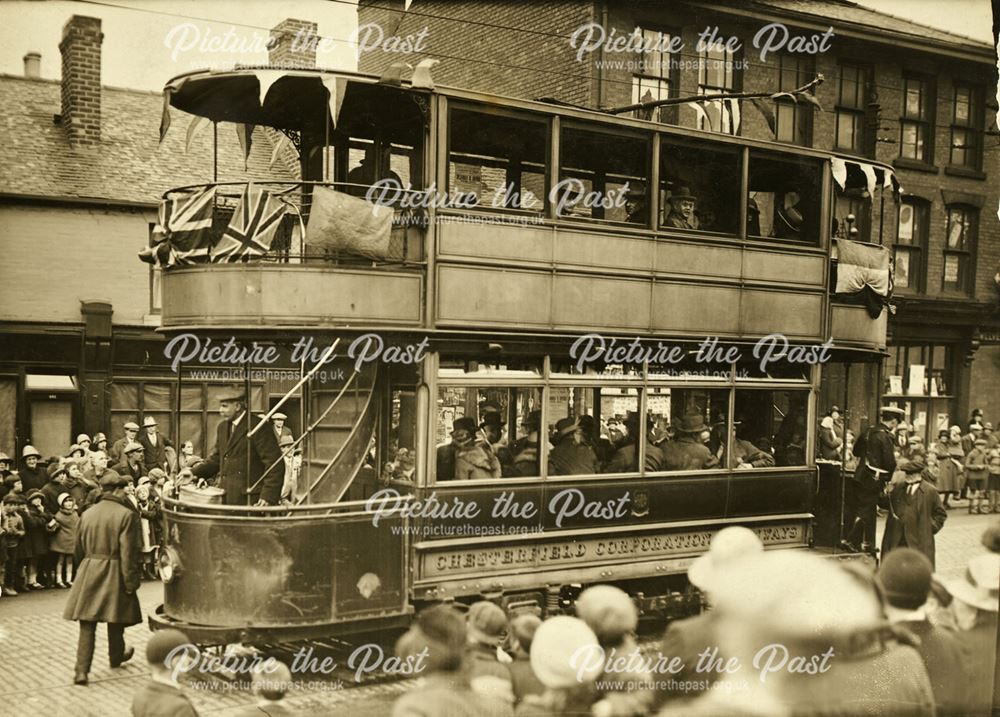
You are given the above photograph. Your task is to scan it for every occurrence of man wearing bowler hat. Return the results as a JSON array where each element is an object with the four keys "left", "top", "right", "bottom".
[
  {"left": 843, "top": 405, "right": 904, "bottom": 553},
  {"left": 189, "top": 385, "right": 283, "bottom": 506},
  {"left": 663, "top": 185, "right": 700, "bottom": 230}
]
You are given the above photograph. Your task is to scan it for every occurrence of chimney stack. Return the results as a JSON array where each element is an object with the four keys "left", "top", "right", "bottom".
[
  {"left": 59, "top": 15, "right": 103, "bottom": 146},
  {"left": 269, "top": 18, "right": 318, "bottom": 69},
  {"left": 23, "top": 53, "right": 41, "bottom": 79}
]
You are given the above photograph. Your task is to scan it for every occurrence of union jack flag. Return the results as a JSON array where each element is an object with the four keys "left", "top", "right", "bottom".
[
  {"left": 212, "top": 183, "right": 288, "bottom": 263},
  {"left": 139, "top": 185, "right": 217, "bottom": 267}
]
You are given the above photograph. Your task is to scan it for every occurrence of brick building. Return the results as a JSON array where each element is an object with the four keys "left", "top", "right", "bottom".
[
  {"left": 0, "top": 15, "right": 304, "bottom": 458},
  {"left": 359, "top": 0, "right": 1000, "bottom": 437}
]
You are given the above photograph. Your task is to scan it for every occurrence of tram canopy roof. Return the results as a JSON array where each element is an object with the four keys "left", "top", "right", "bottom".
[{"left": 164, "top": 69, "right": 425, "bottom": 142}]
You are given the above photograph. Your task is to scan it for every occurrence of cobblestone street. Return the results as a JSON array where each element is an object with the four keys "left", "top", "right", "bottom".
[{"left": 1, "top": 510, "right": 994, "bottom": 717}]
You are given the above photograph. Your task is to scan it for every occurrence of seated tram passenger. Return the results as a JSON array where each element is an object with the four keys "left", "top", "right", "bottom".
[
  {"left": 604, "top": 427, "right": 665, "bottom": 473},
  {"left": 450, "top": 417, "right": 501, "bottom": 481},
  {"left": 715, "top": 418, "right": 775, "bottom": 469},
  {"left": 660, "top": 413, "right": 719, "bottom": 471},
  {"left": 548, "top": 418, "right": 600, "bottom": 476},
  {"left": 663, "top": 186, "right": 699, "bottom": 231},
  {"left": 506, "top": 411, "right": 542, "bottom": 477}
]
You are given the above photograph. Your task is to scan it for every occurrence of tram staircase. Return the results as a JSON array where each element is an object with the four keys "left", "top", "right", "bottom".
[{"left": 299, "top": 361, "right": 379, "bottom": 504}]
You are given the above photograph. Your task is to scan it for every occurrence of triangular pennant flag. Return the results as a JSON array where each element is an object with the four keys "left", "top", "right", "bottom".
[
  {"left": 770, "top": 91, "right": 798, "bottom": 103},
  {"left": 321, "top": 76, "right": 347, "bottom": 129},
  {"left": 256, "top": 70, "right": 284, "bottom": 108},
  {"left": 830, "top": 157, "right": 848, "bottom": 190},
  {"left": 159, "top": 90, "right": 172, "bottom": 145},
  {"left": 751, "top": 97, "right": 775, "bottom": 135},
  {"left": 859, "top": 162, "right": 877, "bottom": 197},
  {"left": 404, "top": 0, "right": 413, "bottom": 9},
  {"left": 800, "top": 93, "right": 824, "bottom": 112},
  {"left": 687, "top": 101, "right": 711, "bottom": 132},
  {"left": 269, "top": 131, "right": 295, "bottom": 170},
  {"left": 727, "top": 98, "right": 740, "bottom": 134},
  {"left": 185, "top": 116, "right": 209, "bottom": 154},
  {"left": 235, "top": 124, "right": 254, "bottom": 171}
]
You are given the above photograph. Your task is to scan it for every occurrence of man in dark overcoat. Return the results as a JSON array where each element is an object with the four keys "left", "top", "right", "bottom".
[
  {"left": 843, "top": 405, "right": 902, "bottom": 552},
  {"left": 881, "top": 462, "right": 947, "bottom": 569},
  {"left": 63, "top": 470, "right": 141, "bottom": 685},
  {"left": 190, "top": 386, "right": 283, "bottom": 506},
  {"left": 137, "top": 416, "right": 169, "bottom": 474}
]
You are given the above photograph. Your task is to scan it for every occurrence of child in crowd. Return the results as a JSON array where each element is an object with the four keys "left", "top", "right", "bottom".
[
  {"left": 516, "top": 617, "right": 603, "bottom": 716},
  {"left": 924, "top": 451, "right": 940, "bottom": 487},
  {"left": 131, "top": 628, "right": 199, "bottom": 716},
  {"left": 466, "top": 601, "right": 514, "bottom": 706},
  {"left": 507, "top": 614, "right": 544, "bottom": 703},
  {"left": 2, "top": 491, "right": 26, "bottom": 594},
  {"left": 50, "top": 493, "right": 80, "bottom": 587},
  {"left": 965, "top": 437, "right": 990, "bottom": 514},
  {"left": 21, "top": 490, "right": 55, "bottom": 589},
  {"left": 988, "top": 448, "right": 1000, "bottom": 514},
  {"left": 135, "top": 476, "right": 162, "bottom": 579},
  {"left": 242, "top": 660, "right": 294, "bottom": 716}
]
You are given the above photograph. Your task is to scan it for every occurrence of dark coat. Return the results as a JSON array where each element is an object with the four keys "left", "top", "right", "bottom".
[
  {"left": 131, "top": 679, "right": 199, "bottom": 717},
  {"left": 881, "top": 480, "right": 947, "bottom": 569},
  {"left": 18, "top": 463, "right": 48, "bottom": 493},
  {"left": 954, "top": 613, "right": 999, "bottom": 717},
  {"left": 137, "top": 430, "right": 170, "bottom": 474},
  {"left": 508, "top": 656, "right": 544, "bottom": 703},
  {"left": 853, "top": 423, "right": 897, "bottom": 483},
  {"left": 895, "top": 619, "right": 967, "bottom": 716},
  {"left": 659, "top": 436, "right": 718, "bottom": 471},
  {"left": 63, "top": 493, "right": 142, "bottom": 625},
  {"left": 18, "top": 499, "right": 52, "bottom": 559},
  {"left": 192, "top": 413, "right": 283, "bottom": 505},
  {"left": 548, "top": 440, "right": 600, "bottom": 476},
  {"left": 40, "top": 479, "right": 65, "bottom": 514},
  {"left": 114, "top": 459, "right": 145, "bottom": 483},
  {"left": 658, "top": 611, "right": 719, "bottom": 703}
]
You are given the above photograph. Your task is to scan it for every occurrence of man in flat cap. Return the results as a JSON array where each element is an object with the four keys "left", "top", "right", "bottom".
[
  {"left": 109, "top": 421, "right": 140, "bottom": 466},
  {"left": 189, "top": 386, "right": 283, "bottom": 506},
  {"left": 843, "top": 405, "right": 904, "bottom": 553},
  {"left": 63, "top": 470, "right": 141, "bottom": 685}
]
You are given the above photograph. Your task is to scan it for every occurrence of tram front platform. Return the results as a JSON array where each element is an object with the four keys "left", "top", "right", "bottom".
[{"left": 0, "top": 511, "right": 992, "bottom": 717}]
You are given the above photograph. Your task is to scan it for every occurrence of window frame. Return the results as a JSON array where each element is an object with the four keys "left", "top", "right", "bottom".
[
  {"left": 892, "top": 197, "right": 929, "bottom": 293},
  {"left": 631, "top": 25, "right": 681, "bottom": 125},
  {"left": 941, "top": 204, "right": 978, "bottom": 295},
  {"left": 696, "top": 42, "right": 743, "bottom": 135},
  {"left": 949, "top": 83, "right": 984, "bottom": 171},
  {"left": 899, "top": 72, "right": 936, "bottom": 165},
  {"left": 834, "top": 61, "right": 871, "bottom": 156},
  {"left": 774, "top": 54, "right": 815, "bottom": 146}
]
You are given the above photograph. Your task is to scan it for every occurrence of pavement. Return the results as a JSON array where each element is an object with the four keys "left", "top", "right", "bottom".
[{"left": 1, "top": 509, "right": 995, "bottom": 717}]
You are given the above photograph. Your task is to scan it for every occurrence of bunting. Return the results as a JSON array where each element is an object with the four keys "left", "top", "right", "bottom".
[
  {"left": 256, "top": 70, "right": 284, "bottom": 107},
  {"left": 185, "top": 116, "right": 209, "bottom": 154},
  {"left": 751, "top": 97, "right": 775, "bottom": 135},
  {"left": 831, "top": 157, "right": 848, "bottom": 190},
  {"left": 687, "top": 101, "right": 711, "bottom": 132},
  {"left": 321, "top": 76, "right": 348, "bottom": 129},
  {"left": 158, "top": 89, "right": 172, "bottom": 145},
  {"left": 727, "top": 98, "right": 741, "bottom": 135},
  {"left": 235, "top": 123, "right": 254, "bottom": 170}
]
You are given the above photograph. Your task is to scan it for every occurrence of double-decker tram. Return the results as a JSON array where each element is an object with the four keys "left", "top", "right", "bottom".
[{"left": 150, "top": 66, "right": 896, "bottom": 643}]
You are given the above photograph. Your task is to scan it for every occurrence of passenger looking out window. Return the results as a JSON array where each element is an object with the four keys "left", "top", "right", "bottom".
[{"left": 660, "top": 412, "right": 719, "bottom": 470}]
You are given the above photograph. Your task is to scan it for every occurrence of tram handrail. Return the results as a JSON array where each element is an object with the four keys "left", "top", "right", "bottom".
[
  {"left": 161, "top": 492, "right": 414, "bottom": 521},
  {"left": 246, "top": 365, "right": 359, "bottom": 497}
]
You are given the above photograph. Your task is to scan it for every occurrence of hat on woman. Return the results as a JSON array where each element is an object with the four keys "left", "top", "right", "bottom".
[
  {"left": 466, "top": 600, "right": 508, "bottom": 646},
  {"left": 530, "top": 617, "right": 602, "bottom": 689},
  {"left": 21, "top": 445, "right": 42, "bottom": 459},
  {"left": 92, "top": 432, "right": 107, "bottom": 445},
  {"left": 688, "top": 526, "right": 764, "bottom": 595},
  {"left": 76, "top": 434, "right": 91, "bottom": 445},
  {"left": 575, "top": 585, "right": 637, "bottom": 645},
  {"left": 943, "top": 554, "right": 1000, "bottom": 612},
  {"left": 57, "top": 492, "right": 73, "bottom": 508},
  {"left": 452, "top": 417, "right": 478, "bottom": 436},
  {"left": 47, "top": 463, "right": 68, "bottom": 480},
  {"left": 0, "top": 451, "right": 10, "bottom": 464},
  {"left": 66, "top": 444, "right": 84, "bottom": 457}
]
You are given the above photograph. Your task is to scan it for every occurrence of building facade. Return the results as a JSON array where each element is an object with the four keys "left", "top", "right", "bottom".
[
  {"left": 360, "top": 0, "right": 1000, "bottom": 438},
  {"left": 0, "top": 15, "right": 306, "bottom": 458}
]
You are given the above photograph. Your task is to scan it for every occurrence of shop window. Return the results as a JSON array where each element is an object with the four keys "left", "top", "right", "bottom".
[
  {"left": 835, "top": 62, "right": 871, "bottom": 155},
  {"left": 558, "top": 125, "right": 650, "bottom": 224},
  {"left": 900, "top": 74, "right": 935, "bottom": 164},
  {"left": 748, "top": 151, "right": 822, "bottom": 243},
  {"left": 942, "top": 205, "right": 977, "bottom": 295},
  {"left": 659, "top": 138, "right": 740, "bottom": 234},
  {"left": 775, "top": 55, "right": 814, "bottom": 146},
  {"left": 631, "top": 27, "right": 679, "bottom": 124},
  {"left": 950, "top": 84, "right": 983, "bottom": 170},
  {"left": 447, "top": 107, "right": 547, "bottom": 212},
  {"left": 893, "top": 199, "right": 929, "bottom": 292}
]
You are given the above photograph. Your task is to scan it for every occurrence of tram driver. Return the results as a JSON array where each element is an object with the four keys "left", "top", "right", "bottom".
[{"left": 183, "top": 385, "right": 284, "bottom": 506}]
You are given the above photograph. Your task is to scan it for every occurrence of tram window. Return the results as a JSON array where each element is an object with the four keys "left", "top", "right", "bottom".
[
  {"left": 659, "top": 138, "right": 740, "bottom": 234},
  {"left": 549, "top": 361, "right": 643, "bottom": 379},
  {"left": 748, "top": 152, "right": 822, "bottom": 243},
  {"left": 383, "top": 386, "right": 418, "bottom": 483},
  {"left": 651, "top": 388, "right": 727, "bottom": 472},
  {"left": 436, "top": 386, "right": 542, "bottom": 480},
  {"left": 448, "top": 107, "right": 547, "bottom": 212},
  {"left": 733, "top": 389, "right": 810, "bottom": 468},
  {"left": 598, "top": 390, "right": 643, "bottom": 473},
  {"left": 558, "top": 126, "right": 650, "bottom": 223},
  {"left": 438, "top": 356, "right": 542, "bottom": 378},
  {"left": 735, "top": 357, "right": 811, "bottom": 382},
  {"left": 647, "top": 352, "right": 732, "bottom": 381},
  {"left": 547, "top": 386, "right": 622, "bottom": 475}
]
